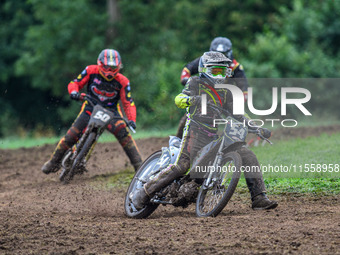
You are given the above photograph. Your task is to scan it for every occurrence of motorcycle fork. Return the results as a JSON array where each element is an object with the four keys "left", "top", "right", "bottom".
[
  {"left": 74, "top": 128, "right": 91, "bottom": 155},
  {"left": 61, "top": 133, "right": 89, "bottom": 169},
  {"left": 63, "top": 125, "right": 94, "bottom": 168},
  {"left": 84, "top": 129, "right": 102, "bottom": 162},
  {"left": 204, "top": 136, "right": 225, "bottom": 189}
]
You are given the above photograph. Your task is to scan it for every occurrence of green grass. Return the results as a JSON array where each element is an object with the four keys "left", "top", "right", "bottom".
[
  {"left": 97, "top": 169, "right": 339, "bottom": 196},
  {"left": 93, "top": 132, "right": 340, "bottom": 195},
  {"left": 0, "top": 136, "right": 61, "bottom": 149},
  {"left": 0, "top": 127, "right": 177, "bottom": 150},
  {"left": 236, "top": 177, "right": 340, "bottom": 195},
  {"left": 246, "top": 115, "right": 340, "bottom": 131},
  {"left": 245, "top": 132, "right": 340, "bottom": 194},
  {"left": 251, "top": 133, "right": 340, "bottom": 179},
  {"left": 98, "top": 127, "right": 177, "bottom": 143},
  {"left": 99, "top": 132, "right": 340, "bottom": 195},
  {"left": 1, "top": 118, "right": 339, "bottom": 149},
  {"left": 92, "top": 169, "right": 135, "bottom": 190},
  {"left": 1, "top": 126, "right": 339, "bottom": 195}
]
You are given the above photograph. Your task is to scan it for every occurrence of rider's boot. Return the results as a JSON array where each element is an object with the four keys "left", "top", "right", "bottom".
[
  {"left": 251, "top": 193, "right": 278, "bottom": 210},
  {"left": 244, "top": 175, "right": 278, "bottom": 210},
  {"left": 238, "top": 147, "right": 278, "bottom": 210},
  {"left": 130, "top": 164, "right": 183, "bottom": 209},
  {"left": 245, "top": 175, "right": 278, "bottom": 210},
  {"left": 41, "top": 141, "right": 67, "bottom": 174},
  {"left": 129, "top": 186, "right": 149, "bottom": 210},
  {"left": 42, "top": 126, "right": 80, "bottom": 174}
]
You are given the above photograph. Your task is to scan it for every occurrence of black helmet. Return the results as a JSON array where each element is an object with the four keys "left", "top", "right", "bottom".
[
  {"left": 198, "top": 51, "right": 232, "bottom": 84},
  {"left": 209, "top": 37, "right": 233, "bottom": 59}
]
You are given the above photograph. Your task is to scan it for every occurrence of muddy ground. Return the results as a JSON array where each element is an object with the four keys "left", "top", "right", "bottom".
[{"left": 0, "top": 126, "right": 339, "bottom": 254}]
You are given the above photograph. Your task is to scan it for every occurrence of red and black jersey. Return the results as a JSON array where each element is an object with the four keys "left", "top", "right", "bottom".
[{"left": 68, "top": 65, "right": 136, "bottom": 122}]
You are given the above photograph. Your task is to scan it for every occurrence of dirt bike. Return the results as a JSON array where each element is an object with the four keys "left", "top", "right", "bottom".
[
  {"left": 125, "top": 111, "right": 272, "bottom": 218},
  {"left": 59, "top": 93, "right": 135, "bottom": 184}
]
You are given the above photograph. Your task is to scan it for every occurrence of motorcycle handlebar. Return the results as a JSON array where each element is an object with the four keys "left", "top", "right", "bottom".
[
  {"left": 79, "top": 93, "right": 87, "bottom": 102},
  {"left": 206, "top": 101, "right": 272, "bottom": 144},
  {"left": 79, "top": 93, "right": 136, "bottom": 134},
  {"left": 248, "top": 128, "right": 273, "bottom": 145}
]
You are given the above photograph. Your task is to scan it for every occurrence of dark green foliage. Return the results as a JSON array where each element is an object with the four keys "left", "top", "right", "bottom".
[
  {"left": 1, "top": 0, "right": 339, "bottom": 137},
  {"left": 16, "top": 0, "right": 107, "bottom": 95},
  {"left": 1, "top": 0, "right": 107, "bottom": 135}
]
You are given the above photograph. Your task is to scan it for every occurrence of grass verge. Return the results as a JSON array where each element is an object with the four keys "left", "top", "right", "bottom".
[
  {"left": 97, "top": 132, "right": 340, "bottom": 195},
  {"left": 0, "top": 127, "right": 177, "bottom": 149}
]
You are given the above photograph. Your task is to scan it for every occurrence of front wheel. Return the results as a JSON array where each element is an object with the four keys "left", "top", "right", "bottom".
[
  {"left": 60, "top": 132, "right": 96, "bottom": 183},
  {"left": 124, "top": 151, "right": 162, "bottom": 219},
  {"left": 196, "top": 151, "right": 242, "bottom": 217}
]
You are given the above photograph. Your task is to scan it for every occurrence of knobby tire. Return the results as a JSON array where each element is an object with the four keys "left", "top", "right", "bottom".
[
  {"left": 124, "top": 151, "right": 162, "bottom": 219},
  {"left": 196, "top": 151, "right": 242, "bottom": 217}
]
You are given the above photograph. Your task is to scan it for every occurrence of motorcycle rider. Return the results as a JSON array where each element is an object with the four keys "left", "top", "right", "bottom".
[
  {"left": 176, "top": 36, "right": 248, "bottom": 138},
  {"left": 131, "top": 51, "right": 278, "bottom": 211},
  {"left": 42, "top": 49, "right": 143, "bottom": 174}
]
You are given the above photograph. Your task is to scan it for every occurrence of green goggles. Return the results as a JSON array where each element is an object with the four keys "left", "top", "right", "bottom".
[{"left": 206, "top": 66, "right": 228, "bottom": 77}]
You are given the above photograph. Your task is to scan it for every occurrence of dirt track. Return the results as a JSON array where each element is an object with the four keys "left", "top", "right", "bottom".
[{"left": 1, "top": 126, "right": 340, "bottom": 254}]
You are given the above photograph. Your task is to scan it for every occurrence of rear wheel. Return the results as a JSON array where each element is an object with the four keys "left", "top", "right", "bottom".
[
  {"left": 124, "top": 151, "right": 162, "bottom": 219},
  {"left": 196, "top": 152, "right": 242, "bottom": 217}
]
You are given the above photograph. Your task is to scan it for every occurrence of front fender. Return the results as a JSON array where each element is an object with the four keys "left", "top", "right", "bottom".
[{"left": 222, "top": 142, "right": 245, "bottom": 155}]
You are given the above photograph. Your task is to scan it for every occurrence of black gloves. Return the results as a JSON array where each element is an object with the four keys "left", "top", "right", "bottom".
[
  {"left": 259, "top": 128, "right": 271, "bottom": 139},
  {"left": 70, "top": 91, "right": 80, "bottom": 101},
  {"left": 128, "top": 120, "right": 137, "bottom": 130}
]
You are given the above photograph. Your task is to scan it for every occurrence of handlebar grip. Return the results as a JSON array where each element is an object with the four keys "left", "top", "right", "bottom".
[
  {"left": 129, "top": 126, "right": 136, "bottom": 134},
  {"left": 257, "top": 131, "right": 273, "bottom": 145},
  {"left": 79, "top": 93, "right": 87, "bottom": 101},
  {"left": 257, "top": 132, "right": 265, "bottom": 140}
]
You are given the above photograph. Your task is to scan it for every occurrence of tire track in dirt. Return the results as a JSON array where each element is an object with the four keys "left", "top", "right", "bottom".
[{"left": 0, "top": 126, "right": 339, "bottom": 254}]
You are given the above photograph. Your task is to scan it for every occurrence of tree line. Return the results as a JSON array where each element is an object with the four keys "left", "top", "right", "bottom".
[{"left": 1, "top": 0, "right": 339, "bottom": 137}]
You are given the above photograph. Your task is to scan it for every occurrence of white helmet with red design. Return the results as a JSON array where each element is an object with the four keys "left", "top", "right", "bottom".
[{"left": 97, "top": 49, "right": 122, "bottom": 80}]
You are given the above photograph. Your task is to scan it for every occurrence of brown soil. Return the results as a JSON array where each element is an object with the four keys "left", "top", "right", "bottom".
[{"left": 1, "top": 126, "right": 339, "bottom": 254}]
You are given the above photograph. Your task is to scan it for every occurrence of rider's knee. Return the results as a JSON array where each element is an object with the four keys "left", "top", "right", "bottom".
[
  {"left": 237, "top": 147, "right": 259, "bottom": 167},
  {"left": 64, "top": 126, "right": 81, "bottom": 146}
]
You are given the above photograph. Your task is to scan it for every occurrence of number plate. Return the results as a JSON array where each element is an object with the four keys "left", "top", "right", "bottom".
[
  {"left": 93, "top": 110, "right": 111, "bottom": 123},
  {"left": 224, "top": 117, "right": 247, "bottom": 141}
]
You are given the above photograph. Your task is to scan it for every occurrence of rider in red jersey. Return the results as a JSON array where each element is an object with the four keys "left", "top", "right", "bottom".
[{"left": 42, "top": 49, "right": 142, "bottom": 174}]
